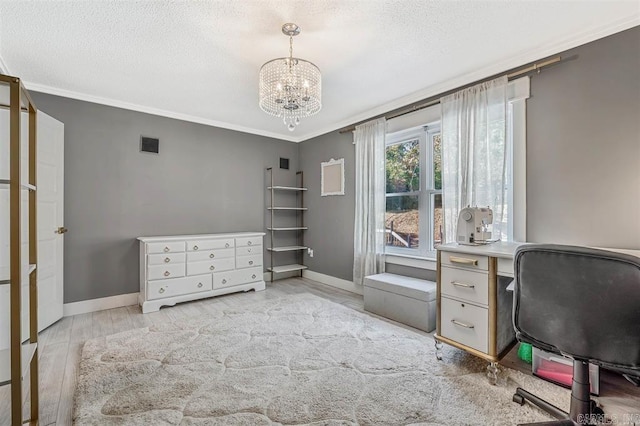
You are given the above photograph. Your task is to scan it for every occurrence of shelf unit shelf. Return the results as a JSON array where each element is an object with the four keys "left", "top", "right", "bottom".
[
  {"left": 267, "top": 246, "right": 308, "bottom": 252},
  {"left": 267, "top": 168, "right": 307, "bottom": 282},
  {"left": 267, "top": 264, "right": 308, "bottom": 274},
  {"left": 0, "top": 342, "right": 37, "bottom": 386},
  {"left": 1, "top": 72, "right": 39, "bottom": 425}
]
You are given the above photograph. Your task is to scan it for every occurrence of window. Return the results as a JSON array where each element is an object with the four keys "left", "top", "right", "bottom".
[{"left": 385, "top": 125, "right": 442, "bottom": 257}]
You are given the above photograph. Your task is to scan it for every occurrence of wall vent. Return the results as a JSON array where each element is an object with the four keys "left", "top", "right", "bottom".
[
  {"left": 279, "top": 157, "right": 290, "bottom": 170},
  {"left": 140, "top": 136, "right": 159, "bottom": 154}
]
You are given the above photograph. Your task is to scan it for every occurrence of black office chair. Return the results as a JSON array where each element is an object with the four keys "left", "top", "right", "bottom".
[{"left": 512, "top": 244, "right": 640, "bottom": 426}]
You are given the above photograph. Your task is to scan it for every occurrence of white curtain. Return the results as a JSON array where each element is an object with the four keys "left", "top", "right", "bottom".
[
  {"left": 353, "top": 118, "right": 386, "bottom": 285},
  {"left": 441, "top": 76, "right": 508, "bottom": 243}
]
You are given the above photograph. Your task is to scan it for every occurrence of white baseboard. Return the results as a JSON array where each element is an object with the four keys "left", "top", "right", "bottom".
[
  {"left": 302, "top": 270, "right": 363, "bottom": 295},
  {"left": 63, "top": 292, "right": 139, "bottom": 317}
]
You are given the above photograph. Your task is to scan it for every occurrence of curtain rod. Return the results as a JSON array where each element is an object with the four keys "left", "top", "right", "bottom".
[{"left": 338, "top": 56, "right": 563, "bottom": 134}]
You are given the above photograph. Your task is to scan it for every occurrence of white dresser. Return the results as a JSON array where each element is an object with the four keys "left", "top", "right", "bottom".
[{"left": 138, "top": 232, "right": 265, "bottom": 313}]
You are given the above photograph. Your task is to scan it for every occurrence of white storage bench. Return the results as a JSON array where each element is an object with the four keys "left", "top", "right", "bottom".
[{"left": 363, "top": 273, "right": 437, "bottom": 332}]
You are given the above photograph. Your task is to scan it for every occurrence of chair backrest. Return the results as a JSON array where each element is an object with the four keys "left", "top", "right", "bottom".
[{"left": 513, "top": 244, "right": 640, "bottom": 372}]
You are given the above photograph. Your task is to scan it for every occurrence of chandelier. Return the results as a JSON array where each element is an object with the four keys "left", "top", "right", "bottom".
[{"left": 259, "top": 23, "right": 322, "bottom": 131}]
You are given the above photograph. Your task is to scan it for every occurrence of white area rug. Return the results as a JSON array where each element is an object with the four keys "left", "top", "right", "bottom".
[{"left": 74, "top": 293, "right": 569, "bottom": 425}]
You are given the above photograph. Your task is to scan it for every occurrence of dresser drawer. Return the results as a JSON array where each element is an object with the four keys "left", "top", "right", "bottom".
[
  {"left": 187, "top": 248, "right": 235, "bottom": 262},
  {"left": 440, "top": 251, "right": 488, "bottom": 271},
  {"left": 497, "top": 258, "right": 514, "bottom": 277},
  {"left": 236, "top": 254, "right": 263, "bottom": 269},
  {"left": 235, "top": 236, "right": 262, "bottom": 248},
  {"left": 147, "top": 263, "right": 185, "bottom": 281},
  {"left": 441, "top": 266, "right": 489, "bottom": 306},
  {"left": 186, "top": 239, "right": 234, "bottom": 252},
  {"left": 440, "top": 296, "right": 488, "bottom": 353},
  {"left": 236, "top": 245, "right": 262, "bottom": 256},
  {"left": 148, "top": 274, "right": 212, "bottom": 300},
  {"left": 147, "top": 241, "right": 185, "bottom": 254},
  {"left": 213, "top": 267, "right": 262, "bottom": 289},
  {"left": 148, "top": 252, "right": 186, "bottom": 266},
  {"left": 187, "top": 258, "right": 235, "bottom": 275}
]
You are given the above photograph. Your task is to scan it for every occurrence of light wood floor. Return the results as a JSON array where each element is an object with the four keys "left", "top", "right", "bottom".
[{"left": 1, "top": 277, "right": 638, "bottom": 425}]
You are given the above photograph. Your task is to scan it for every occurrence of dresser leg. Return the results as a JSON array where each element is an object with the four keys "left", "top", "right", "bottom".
[
  {"left": 487, "top": 362, "right": 499, "bottom": 385},
  {"left": 435, "top": 339, "right": 443, "bottom": 360}
]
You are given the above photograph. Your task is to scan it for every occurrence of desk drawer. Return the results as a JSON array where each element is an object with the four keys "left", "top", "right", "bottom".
[
  {"left": 236, "top": 245, "right": 262, "bottom": 256},
  {"left": 187, "top": 258, "right": 235, "bottom": 275},
  {"left": 236, "top": 254, "right": 262, "bottom": 269},
  {"left": 441, "top": 266, "right": 488, "bottom": 306},
  {"left": 497, "top": 258, "right": 514, "bottom": 277},
  {"left": 440, "top": 296, "right": 488, "bottom": 353},
  {"left": 148, "top": 274, "right": 212, "bottom": 300},
  {"left": 147, "top": 241, "right": 185, "bottom": 254},
  {"left": 187, "top": 239, "right": 234, "bottom": 251},
  {"left": 441, "top": 251, "right": 488, "bottom": 271},
  {"left": 148, "top": 252, "right": 186, "bottom": 265},
  {"left": 187, "top": 248, "right": 235, "bottom": 262},
  {"left": 147, "top": 263, "right": 185, "bottom": 281}
]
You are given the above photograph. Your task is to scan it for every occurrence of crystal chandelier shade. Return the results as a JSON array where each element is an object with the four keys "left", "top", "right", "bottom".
[{"left": 259, "top": 24, "right": 322, "bottom": 131}]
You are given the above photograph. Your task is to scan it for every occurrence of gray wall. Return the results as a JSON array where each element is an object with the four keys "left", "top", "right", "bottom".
[
  {"left": 32, "top": 93, "right": 299, "bottom": 303},
  {"left": 526, "top": 26, "right": 640, "bottom": 247},
  {"left": 299, "top": 26, "right": 640, "bottom": 281}
]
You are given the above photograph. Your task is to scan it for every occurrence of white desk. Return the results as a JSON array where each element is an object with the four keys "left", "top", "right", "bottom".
[{"left": 434, "top": 242, "right": 639, "bottom": 384}]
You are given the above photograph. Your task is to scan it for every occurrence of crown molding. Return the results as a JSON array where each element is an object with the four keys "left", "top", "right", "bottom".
[
  {"left": 295, "top": 16, "right": 640, "bottom": 142},
  {"left": 23, "top": 81, "right": 301, "bottom": 143}
]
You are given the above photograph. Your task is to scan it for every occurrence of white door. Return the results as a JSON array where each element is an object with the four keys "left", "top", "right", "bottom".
[{"left": 36, "top": 112, "right": 64, "bottom": 331}]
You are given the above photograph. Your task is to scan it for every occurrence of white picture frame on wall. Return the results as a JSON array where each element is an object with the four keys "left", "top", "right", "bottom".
[{"left": 321, "top": 158, "right": 345, "bottom": 196}]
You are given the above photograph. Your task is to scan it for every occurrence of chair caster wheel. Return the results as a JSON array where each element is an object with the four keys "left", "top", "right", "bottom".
[
  {"left": 590, "top": 400, "right": 604, "bottom": 415},
  {"left": 513, "top": 393, "right": 525, "bottom": 406}
]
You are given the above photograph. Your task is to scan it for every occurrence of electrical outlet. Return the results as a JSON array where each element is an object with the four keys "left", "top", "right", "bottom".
[{"left": 307, "top": 248, "right": 314, "bottom": 257}]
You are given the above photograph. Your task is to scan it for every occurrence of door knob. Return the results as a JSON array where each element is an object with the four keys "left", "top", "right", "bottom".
[{"left": 56, "top": 227, "right": 68, "bottom": 234}]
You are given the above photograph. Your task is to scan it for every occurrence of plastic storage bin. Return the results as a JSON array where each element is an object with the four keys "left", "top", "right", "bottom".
[{"left": 532, "top": 347, "right": 599, "bottom": 395}]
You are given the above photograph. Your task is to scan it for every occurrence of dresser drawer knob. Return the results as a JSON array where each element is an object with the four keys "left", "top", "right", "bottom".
[
  {"left": 451, "top": 281, "right": 475, "bottom": 289},
  {"left": 210, "top": 265, "right": 215, "bottom": 271},
  {"left": 248, "top": 241, "right": 252, "bottom": 246},
  {"left": 248, "top": 248, "right": 251, "bottom": 253},
  {"left": 197, "top": 282, "right": 203, "bottom": 288},
  {"left": 225, "top": 243, "right": 230, "bottom": 248},
  {"left": 252, "top": 274, "right": 256, "bottom": 279},
  {"left": 193, "top": 245, "right": 199, "bottom": 251},
  {"left": 222, "top": 279, "right": 227, "bottom": 284},
  {"left": 164, "top": 246, "right": 170, "bottom": 252},
  {"left": 449, "top": 256, "right": 478, "bottom": 266},
  {"left": 164, "top": 271, "right": 170, "bottom": 277},
  {"left": 159, "top": 288, "right": 165, "bottom": 294},
  {"left": 249, "top": 260, "right": 254, "bottom": 265},
  {"left": 451, "top": 319, "right": 475, "bottom": 329},
  {"left": 210, "top": 253, "right": 215, "bottom": 258},
  {"left": 164, "top": 257, "right": 171, "bottom": 263}
]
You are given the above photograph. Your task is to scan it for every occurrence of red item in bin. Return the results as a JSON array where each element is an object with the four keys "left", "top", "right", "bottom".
[{"left": 536, "top": 359, "right": 573, "bottom": 386}]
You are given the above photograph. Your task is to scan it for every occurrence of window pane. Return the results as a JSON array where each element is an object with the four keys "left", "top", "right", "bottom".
[
  {"left": 433, "top": 193, "right": 443, "bottom": 248},
  {"left": 385, "top": 195, "right": 419, "bottom": 249},
  {"left": 433, "top": 133, "right": 442, "bottom": 190},
  {"left": 386, "top": 139, "right": 420, "bottom": 193}
]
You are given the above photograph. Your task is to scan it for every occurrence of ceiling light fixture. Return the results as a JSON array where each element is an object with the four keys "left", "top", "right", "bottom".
[{"left": 259, "top": 23, "right": 321, "bottom": 131}]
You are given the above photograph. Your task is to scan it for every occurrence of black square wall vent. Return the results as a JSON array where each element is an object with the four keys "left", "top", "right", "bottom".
[
  {"left": 280, "top": 157, "right": 290, "bottom": 170},
  {"left": 140, "top": 136, "right": 159, "bottom": 154}
]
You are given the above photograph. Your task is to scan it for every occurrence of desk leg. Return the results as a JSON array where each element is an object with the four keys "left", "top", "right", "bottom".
[
  {"left": 435, "top": 339, "right": 443, "bottom": 360},
  {"left": 487, "top": 362, "right": 499, "bottom": 385}
]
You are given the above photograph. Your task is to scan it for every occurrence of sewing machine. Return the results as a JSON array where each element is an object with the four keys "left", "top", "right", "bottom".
[{"left": 456, "top": 206, "right": 494, "bottom": 245}]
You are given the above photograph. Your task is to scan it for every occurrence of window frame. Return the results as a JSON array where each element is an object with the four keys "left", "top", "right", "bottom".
[{"left": 384, "top": 124, "right": 441, "bottom": 258}]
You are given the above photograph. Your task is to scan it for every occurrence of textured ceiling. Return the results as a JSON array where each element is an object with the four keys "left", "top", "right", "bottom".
[{"left": 0, "top": 1, "right": 638, "bottom": 142}]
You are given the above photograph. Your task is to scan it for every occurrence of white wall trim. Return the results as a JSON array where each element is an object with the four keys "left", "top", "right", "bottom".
[
  {"left": 23, "top": 81, "right": 300, "bottom": 143},
  {"left": 63, "top": 292, "right": 139, "bottom": 317},
  {"left": 302, "top": 270, "right": 363, "bottom": 296},
  {"left": 385, "top": 254, "right": 437, "bottom": 271}
]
